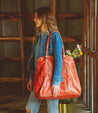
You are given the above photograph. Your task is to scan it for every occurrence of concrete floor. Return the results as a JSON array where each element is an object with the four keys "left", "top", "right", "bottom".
[{"left": 0, "top": 95, "right": 91, "bottom": 113}]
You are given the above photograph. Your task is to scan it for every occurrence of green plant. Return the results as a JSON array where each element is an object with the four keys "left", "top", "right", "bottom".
[{"left": 65, "top": 44, "right": 83, "bottom": 58}]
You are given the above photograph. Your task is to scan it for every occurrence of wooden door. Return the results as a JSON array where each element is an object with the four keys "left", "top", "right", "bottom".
[{"left": 80, "top": 0, "right": 98, "bottom": 112}]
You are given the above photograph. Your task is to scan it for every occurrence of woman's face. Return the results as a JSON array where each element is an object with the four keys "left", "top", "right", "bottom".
[{"left": 34, "top": 12, "right": 42, "bottom": 28}]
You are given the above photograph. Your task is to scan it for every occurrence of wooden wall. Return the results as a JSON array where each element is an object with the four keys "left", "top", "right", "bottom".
[
  {"left": 0, "top": 0, "right": 84, "bottom": 95},
  {"left": 0, "top": 0, "right": 20, "bottom": 78},
  {"left": 80, "top": 0, "right": 98, "bottom": 112}
]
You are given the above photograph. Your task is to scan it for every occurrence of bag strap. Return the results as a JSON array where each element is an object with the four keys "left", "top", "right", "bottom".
[{"left": 46, "top": 31, "right": 65, "bottom": 57}]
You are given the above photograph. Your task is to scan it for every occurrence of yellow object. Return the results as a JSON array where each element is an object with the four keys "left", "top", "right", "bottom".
[
  {"left": 80, "top": 51, "right": 83, "bottom": 55},
  {"left": 59, "top": 103, "right": 73, "bottom": 113},
  {"left": 69, "top": 53, "right": 72, "bottom": 56}
]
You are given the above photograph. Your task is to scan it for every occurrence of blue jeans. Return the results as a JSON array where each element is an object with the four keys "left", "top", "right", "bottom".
[{"left": 26, "top": 91, "right": 59, "bottom": 113}]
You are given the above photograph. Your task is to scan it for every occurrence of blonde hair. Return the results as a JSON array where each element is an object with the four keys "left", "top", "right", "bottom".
[{"left": 32, "top": 7, "right": 58, "bottom": 45}]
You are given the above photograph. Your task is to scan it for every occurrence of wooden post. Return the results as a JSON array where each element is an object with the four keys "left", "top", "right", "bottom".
[
  {"left": 80, "top": 0, "right": 87, "bottom": 104},
  {"left": 96, "top": 0, "right": 98, "bottom": 112},
  {"left": 92, "top": 0, "right": 96, "bottom": 112},
  {"left": 52, "top": 0, "right": 56, "bottom": 16},
  {"left": 19, "top": 0, "right": 25, "bottom": 95}
]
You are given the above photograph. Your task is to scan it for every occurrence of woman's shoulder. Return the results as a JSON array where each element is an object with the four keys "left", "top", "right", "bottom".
[
  {"left": 51, "top": 31, "right": 61, "bottom": 37},
  {"left": 51, "top": 31, "right": 62, "bottom": 41}
]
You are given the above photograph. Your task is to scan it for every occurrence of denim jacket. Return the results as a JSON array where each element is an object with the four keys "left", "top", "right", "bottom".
[{"left": 27, "top": 31, "right": 63, "bottom": 86}]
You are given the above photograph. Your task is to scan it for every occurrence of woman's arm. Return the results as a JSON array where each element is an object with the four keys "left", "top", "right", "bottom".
[
  {"left": 52, "top": 32, "right": 63, "bottom": 86},
  {"left": 27, "top": 46, "right": 35, "bottom": 91},
  {"left": 27, "top": 45, "right": 36, "bottom": 81}
]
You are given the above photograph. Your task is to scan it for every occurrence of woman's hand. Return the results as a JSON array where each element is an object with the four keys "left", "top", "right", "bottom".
[
  {"left": 52, "top": 85, "right": 60, "bottom": 97},
  {"left": 27, "top": 80, "right": 33, "bottom": 92}
]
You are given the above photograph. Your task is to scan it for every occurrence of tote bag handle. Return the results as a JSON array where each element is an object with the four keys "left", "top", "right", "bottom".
[{"left": 46, "top": 31, "right": 65, "bottom": 57}]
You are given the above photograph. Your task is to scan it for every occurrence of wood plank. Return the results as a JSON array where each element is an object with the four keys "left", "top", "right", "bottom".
[
  {"left": 0, "top": 37, "right": 20, "bottom": 41},
  {"left": 96, "top": 0, "right": 98, "bottom": 112},
  {"left": 93, "top": 0, "right": 96, "bottom": 50},
  {"left": 0, "top": 13, "right": 83, "bottom": 21},
  {"left": 56, "top": 13, "right": 83, "bottom": 20},
  {"left": 87, "top": 0, "right": 90, "bottom": 49},
  {"left": 93, "top": 59, "right": 96, "bottom": 113},
  {"left": 63, "top": 36, "right": 82, "bottom": 42},
  {"left": 0, "top": 12, "right": 19, "bottom": 21},
  {"left": 81, "top": 0, "right": 98, "bottom": 112},
  {"left": 81, "top": 0, "right": 87, "bottom": 103},
  {"left": 82, "top": 47, "right": 98, "bottom": 59},
  {"left": 84, "top": 0, "right": 90, "bottom": 109},
  {"left": 0, "top": 37, "right": 33, "bottom": 41},
  {"left": 92, "top": 0, "right": 96, "bottom": 112},
  {"left": 0, "top": 77, "right": 29, "bottom": 83},
  {"left": 24, "top": 36, "right": 82, "bottom": 42},
  {"left": 86, "top": 54, "right": 89, "bottom": 109},
  {"left": 53, "top": 0, "right": 56, "bottom": 16},
  {"left": 0, "top": 36, "right": 82, "bottom": 42},
  {"left": 0, "top": 77, "right": 22, "bottom": 82},
  {"left": 0, "top": 57, "right": 21, "bottom": 61},
  {"left": 80, "top": 54, "right": 85, "bottom": 101},
  {"left": 0, "top": 57, "right": 29, "bottom": 62},
  {"left": 24, "top": 13, "right": 83, "bottom": 20},
  {"left": 19, "top": 0, "right": 25, "bottom": 95},
  {"left": 88, "top": 0, "right": 91, "bottom": 110}
]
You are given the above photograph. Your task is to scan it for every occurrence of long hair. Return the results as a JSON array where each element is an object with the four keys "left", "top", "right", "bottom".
[
  {"left": 36, "top": 7, "right": 58, "bottom": 32},
  {"left": 32, "top": 7, "right": 58, "bottom": 45}
]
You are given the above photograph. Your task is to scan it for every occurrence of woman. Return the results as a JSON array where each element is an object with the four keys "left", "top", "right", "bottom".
[{"left": 26, "top": 7, "right": 63, "bottom": 113}]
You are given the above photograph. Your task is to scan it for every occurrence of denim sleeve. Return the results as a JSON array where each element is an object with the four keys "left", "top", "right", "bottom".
[
  {"left": 29, "top": 70, "right": 34, "bottom": 80},
  {"left": 52, "top": 32, "right": 63, "bottom": 86},
  {"left": 27, "top": 46, "right": 35, "bottom": 81}
]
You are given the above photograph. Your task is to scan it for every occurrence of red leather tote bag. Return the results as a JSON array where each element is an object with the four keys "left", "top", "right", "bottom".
[{"left": 34, "top": 32, "right": 81, "bottom": 99}]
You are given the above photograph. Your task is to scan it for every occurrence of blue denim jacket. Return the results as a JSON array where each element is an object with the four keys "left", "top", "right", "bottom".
[{"left": 27, "top": 31, "right": 63, "bottom": 86}]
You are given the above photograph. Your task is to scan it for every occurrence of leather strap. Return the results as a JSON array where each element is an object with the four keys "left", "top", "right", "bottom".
[{"left": 46, "top": 31, "right": 65, "bottom": 57}]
